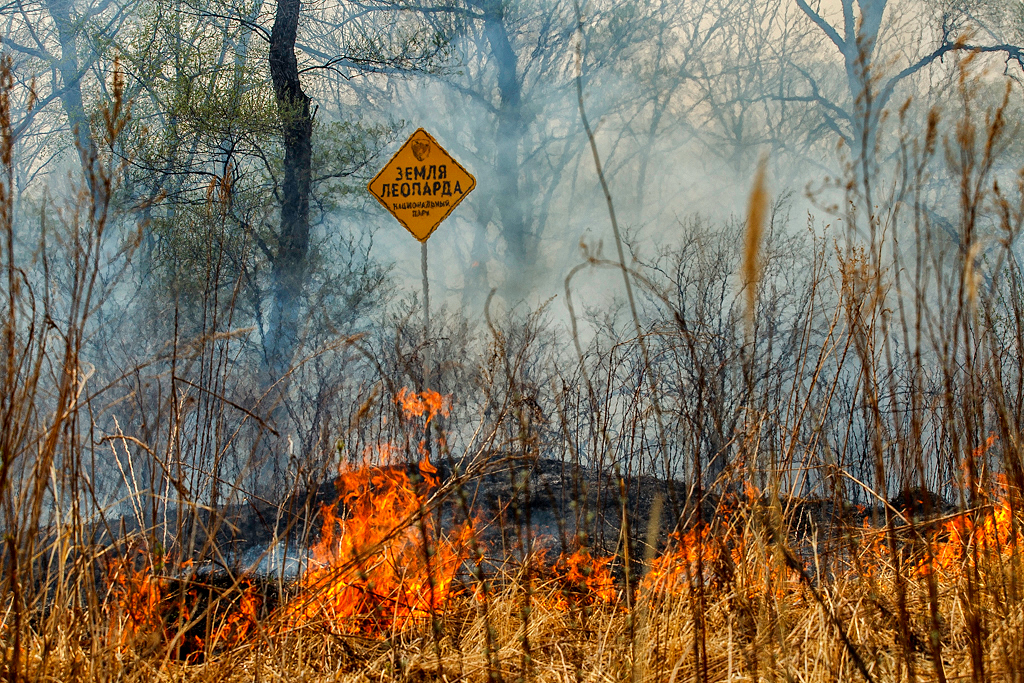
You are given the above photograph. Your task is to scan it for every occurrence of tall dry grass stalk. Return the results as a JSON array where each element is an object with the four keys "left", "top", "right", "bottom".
[{"left": 743, "top": 154, "right": 769, "bottom": 333}]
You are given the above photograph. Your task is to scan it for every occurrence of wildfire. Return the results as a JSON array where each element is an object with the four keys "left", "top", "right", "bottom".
[
  {"left": 916, "top": 481, "right": 1017, "bottom": 578},
  {"left": 642, "top": 524, "right": 725, "bottom": 595},
  {"left": 208, "top": 579, "right": 261, "bottom": 649},
  {"left": 549, "top": 548, "right": 618, "bottom": 609},
  {"left": 285, "top": 458, "right": 472, "bottom": 634},
  {"left": 909, "top": 439, "right": 1020, "bottom": 578},
  {"left": 103, "top": 549, "right": 261, "bottom": 659},
  {"left": 104, "top": 546, "right": 167, "bottom": 650},
  {"left": 96, "top": 400, "right": 1024, "bottom": 657},
  {"left": 395, "top": 387, "right": 449, "bottom": 426},
  {"left": 640, "top": 486, "right": 805, "bottom": 600},
  {"left": 284, "top": 388, "right": 472, "bottom": 634}
]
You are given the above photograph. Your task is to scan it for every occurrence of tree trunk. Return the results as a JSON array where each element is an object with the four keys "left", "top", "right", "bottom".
[
  {"left": 267, "top": 0, "right": 313, "bottom": 377},
  {"left": 842, "top": 0, "right": 887, "bottom": 162},
  {"left": 482, "top": 6, "right": 531, "bottom": 277},
  {"left": 44, "top": 0, "right": 98, "bottom": 183}
]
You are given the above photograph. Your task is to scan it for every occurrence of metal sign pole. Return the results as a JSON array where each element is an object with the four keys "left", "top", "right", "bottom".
[
  {"left": 421, "top": 240, "right": 434, "bottom": 465},
  {"left": 421, "top": 240, "right": 430, "bottom": 385}
]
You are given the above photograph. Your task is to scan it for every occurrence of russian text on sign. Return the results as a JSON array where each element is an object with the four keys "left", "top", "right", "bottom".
[{"left": 367, "top": 129, "right": 476, "bottom": 242}]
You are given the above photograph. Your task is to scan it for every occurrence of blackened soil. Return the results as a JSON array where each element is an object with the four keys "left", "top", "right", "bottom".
[{"left": 96, "top": 458, "right": 960, "bottom": 578}]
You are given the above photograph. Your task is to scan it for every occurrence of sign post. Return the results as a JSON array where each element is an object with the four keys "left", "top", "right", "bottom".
[{"left": 367, "top": 128, "right": 476, "bottom": 385}]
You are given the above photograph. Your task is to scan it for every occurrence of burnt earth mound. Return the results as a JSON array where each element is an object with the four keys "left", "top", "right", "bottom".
[
  {"left": 101, "top": 458, "right": 962, "bottom": 577},
  {"left": 889, "top": 486, "right": 956, "bottom": 519}
]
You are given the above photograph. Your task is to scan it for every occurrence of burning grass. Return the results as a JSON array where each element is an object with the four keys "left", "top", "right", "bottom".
[
  {"left": 282, "top": 454, "right": 473, "bottom": 635},
  {"left": 8, "top": 393, "right": 1024, "bottom": 682},
  {"left": 0, "top": 377, "right": 1015, "bottom": 681},
  {"left": 17, "top": 448, "right": 1024, "bottom": 681}
]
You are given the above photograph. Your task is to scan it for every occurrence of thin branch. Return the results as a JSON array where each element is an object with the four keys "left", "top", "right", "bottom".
[
  {"left": 173, "top": 376, "right": 280, "bottom": 437},
  {"left": 877, "top": 41, "right": 1024, "bottom": 116},
  {"left": 1, "top": 38, "right": 52, "bottom": 62}
]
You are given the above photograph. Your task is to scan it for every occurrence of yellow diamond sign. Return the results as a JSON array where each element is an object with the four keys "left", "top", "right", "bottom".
[{"left": 367, "top": 128, "right": 476, "bottom": 242}]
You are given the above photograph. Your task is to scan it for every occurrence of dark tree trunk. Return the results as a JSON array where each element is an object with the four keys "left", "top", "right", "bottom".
[{"left": 267, "top": 0, "right": 313, "bottom": 377}]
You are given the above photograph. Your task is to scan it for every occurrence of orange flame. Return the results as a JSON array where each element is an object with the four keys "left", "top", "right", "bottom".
[
  {"left": 285, "top": 458, "right": 472, "bottom": 634},
  {"left": 104, "top": 547, "right": 166, "bottom": 649},
  {"left": 916, "top": 490, "right": 1016, "bottom": 578},
  {"left": 396, "top": 388, "right": 449, "bottom": 426},
  {"left": 642, "top": 524, "right": 722, "bottom": 594},
  {"left": 285, "top": 389, "right": 468, "bottom": 635},
  {"left": 208, "top": 579, "right": 261, "bottom": 649},
  {"left": 103, "top": 548, "right": 263, "bottom": 658},
  {"left": 914, "top": 438, "right": 1017, "bottom": 578},
  {"left": 550, "top": 548, "right": 618, "bottom": 609}
]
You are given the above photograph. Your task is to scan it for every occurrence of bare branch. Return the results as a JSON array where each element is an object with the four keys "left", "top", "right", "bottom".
[{"left": 794, "top": 0, "right": 847, "bottom": 54}]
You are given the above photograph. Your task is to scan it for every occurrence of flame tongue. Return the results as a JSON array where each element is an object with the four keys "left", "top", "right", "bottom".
[
  {"left": 288, "top": 458, "right": 470, "bottom": 634},
  {"left": 103, "top": 551, "right": 262, "bottom": 659}
]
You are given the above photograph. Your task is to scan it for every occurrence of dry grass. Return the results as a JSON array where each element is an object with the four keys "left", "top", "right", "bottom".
[{"left": 9, "top": 493, "right": 1024, "bottom": 683}]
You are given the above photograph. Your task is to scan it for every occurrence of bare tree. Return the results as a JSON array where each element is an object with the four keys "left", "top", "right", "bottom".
[{"left": 790, "top": 0, "right": 1023, "bottom": 160}]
